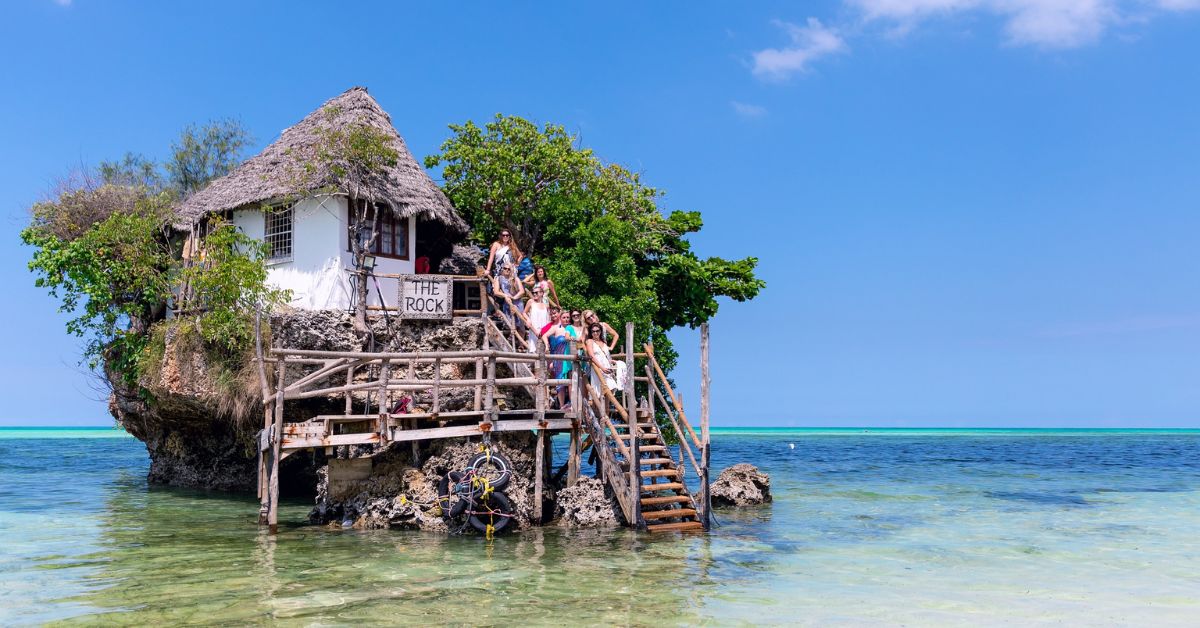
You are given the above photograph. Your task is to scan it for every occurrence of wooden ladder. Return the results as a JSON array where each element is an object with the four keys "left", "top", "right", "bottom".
[{"left": 610, "top": 409, "right": 704, "bottom": 532}]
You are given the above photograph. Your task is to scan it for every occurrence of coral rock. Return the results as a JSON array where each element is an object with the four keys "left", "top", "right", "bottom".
[{"left": 711, "top": 463, "right": 772, "bottom": 507}]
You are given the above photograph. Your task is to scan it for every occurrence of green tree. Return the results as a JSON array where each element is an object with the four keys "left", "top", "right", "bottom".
[
  {"left": 294, "top": 106, "right": 400, "bottom": 333},
  {"left": 425, "top": 114, "right": 765, "bottom": 373},
  {"left": 178, "top": 219, "right": 291, "bottom": 357},
  {"left": 21, "top": 189, "right": 175, "bottom": 379},
  {"left": 166, "top": 119, "right": 252, "bottom": 195}
]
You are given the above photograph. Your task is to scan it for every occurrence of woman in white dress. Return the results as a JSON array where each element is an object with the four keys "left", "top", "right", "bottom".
[
  {"left": 524, "top": 284, "right": 551, "bottom": 352},
  {"left": 585, "top": 322, "right": 626, "bottom": 393}
]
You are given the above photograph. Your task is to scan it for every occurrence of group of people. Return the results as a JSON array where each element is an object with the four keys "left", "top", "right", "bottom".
[{"left": 484, "top": 229, "right": 627, "bottom": 411}]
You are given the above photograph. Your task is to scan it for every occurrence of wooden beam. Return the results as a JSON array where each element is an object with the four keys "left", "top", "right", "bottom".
[
  {"left": 268, "top": 359, "right": 285, "bottom": 534},
  {"left": 625, "top": 321, "right": 642, "bottom": 529},
  {"left": 699, "top": 322, "right": 711, "bottom": 531}
]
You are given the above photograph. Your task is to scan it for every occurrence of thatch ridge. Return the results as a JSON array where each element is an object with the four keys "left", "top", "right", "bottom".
[{"left": 175, "top": 87, "right": 466, "bottom": 233}]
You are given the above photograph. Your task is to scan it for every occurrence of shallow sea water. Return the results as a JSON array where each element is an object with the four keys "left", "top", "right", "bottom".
[{"left": 1, "top": 427, "right": 1198, "bottom": 626}]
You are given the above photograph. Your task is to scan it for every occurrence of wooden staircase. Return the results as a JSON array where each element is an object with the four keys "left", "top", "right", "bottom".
[{"left": 611, "top": 413, "right": 704, "bottom": 532}]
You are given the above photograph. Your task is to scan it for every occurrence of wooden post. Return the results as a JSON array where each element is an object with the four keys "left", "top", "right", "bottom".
[
  {"left": 534, "top": 424, "right": 545, "bottom": 523},
  {"left": 268, "top": 359, "right": 285, "bottom": 534},
  {"left": 625, "top": 322, "right": 641, "bottom": 528},
  {"left": 343, "top": 365, "right": 354, "bottom": 415},
  {"left": 699, "top": 322, "right": 711, "bottom": 531},
  {"left": 568, "top": 340, "right": 581, "bottom": 486},
  {"left": 433, "top": 357, "right": 442, "bottom": 416},
  {"left": 475, "top": 310, "right": 486, "bottom": 412},
  {"left": 484, "top": 353, "right": 497, "bottom": 429},
  {"left": 377, "top": 359, "right": 391, "bottom": 440}
]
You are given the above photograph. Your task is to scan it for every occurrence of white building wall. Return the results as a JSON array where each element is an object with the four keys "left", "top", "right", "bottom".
[{"left": 230, "top": 196, "right": 416, "bottom": 310}]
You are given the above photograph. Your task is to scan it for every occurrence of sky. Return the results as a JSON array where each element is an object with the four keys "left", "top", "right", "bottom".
[{"left": 1, "top": 0, "right": 1198, "bottom": 427}]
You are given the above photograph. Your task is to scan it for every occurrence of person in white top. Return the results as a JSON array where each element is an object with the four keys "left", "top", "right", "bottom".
[
  {"left": 585, "top": 322, "right": 626, "bottom": 393},
  {"left": 524, "top": 284, "right": 552, "bottom": 352}
]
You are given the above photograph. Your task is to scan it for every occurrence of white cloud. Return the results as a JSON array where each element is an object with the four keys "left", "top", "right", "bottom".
[
  {"left": 848, "top": 0, "right": 1200, "bottom": 48},
  {"left": 731, "top": 101, "right": 768, "bottom": 118},
  {"left": 1158, "top": 0, "right": 1200, "bottom": 9},
  {"left": 850, "top": 0, "right": 1118, "bottom": 48},
  {"left": 751, "top": 18, "right": 848, "bottom": 80}
]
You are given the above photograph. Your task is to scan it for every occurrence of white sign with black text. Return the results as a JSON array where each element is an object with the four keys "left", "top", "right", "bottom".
[{"left": 397, "top": 275, "right": 453, "bottom": 320}]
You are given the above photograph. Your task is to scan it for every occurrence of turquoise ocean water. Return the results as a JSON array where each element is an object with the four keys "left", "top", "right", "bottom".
[{"left": 1, "top": 427, "right": 1198, "bottom": 625}]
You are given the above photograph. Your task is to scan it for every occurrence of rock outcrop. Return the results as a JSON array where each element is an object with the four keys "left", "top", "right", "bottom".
[
  {"left": 553, "top": 477, "right": 624, "bottom": 528},
  {"left": 711, "top": 463, "right": 772, "bottom": 507},
  {"left": 309, "top": 434, "right": 551, "bottom": 533}
]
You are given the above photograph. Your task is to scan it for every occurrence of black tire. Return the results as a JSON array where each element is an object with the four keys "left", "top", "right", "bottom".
[
  {"left": 466, "top": 451, "right": 512, "bottom": 492},
  {"left": 438, "top": 471, "right": 469, "bottom": 518},
  {"left": 468, "top": 491, "right": 514, "bottom": 534}
]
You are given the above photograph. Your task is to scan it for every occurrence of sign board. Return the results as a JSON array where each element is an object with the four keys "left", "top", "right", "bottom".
[{"left": 397, "top": 275, "right": 453, "bottom": 320}]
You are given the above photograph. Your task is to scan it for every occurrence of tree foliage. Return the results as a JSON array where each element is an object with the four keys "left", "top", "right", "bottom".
[
  {"left": 425, "top": 114, "right": 765, "bottom": 371},
  {"left": 294, "top": 106, "right": 400, "bottom": 332},
  {"left": 21, "top": 190, "right": 175, "bottom": 378},
  {"left": 178, "top": 220, "right": 290, "bottom": 357},
  {"left": 22, "top": 119, "right": 271, "bottom": 384},
  {"left": 165, "top": 119, "right": 252, "bottom": 196}
]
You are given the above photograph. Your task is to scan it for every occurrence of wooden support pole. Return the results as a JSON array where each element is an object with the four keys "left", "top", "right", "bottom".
[
  {"left": 535, "top": 342, "right": 546, "bottom": 423},
  {"left": 700, "top": 322, "right": 711, "bottom": 531},
  {"left": 568, "top": 340, "right": 581, "bottom": 486},
  {"left": 475, "top": 307, "right": 486, "bottom": 412},
  {"left": 377, "top": 359, "right": 391, "bottom": 439},
  {"left": 268, "top": 359, "right": 285, "bottom": 534},
  {"left": 343, "top": 366, "right": 354, "bottom": 415},
  {"left": 484, "top": 354, "right": 497, "bottom": 430},
  {"left": 432, "top": 357, "right": 442, "bottom": 415},
  {"left": 534, "top": 424, "right": 545, "bottom": 523},
  {"left": 625, "top": 322, "right": 641, "bottom": 528}
]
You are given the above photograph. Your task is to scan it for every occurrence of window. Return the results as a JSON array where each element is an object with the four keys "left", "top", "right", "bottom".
[
  {"left": 264, "top": 205, "right": 293, "bottom": 262},
  {"left": 348, "top": 200, "right": 409, "bottom": 260}
]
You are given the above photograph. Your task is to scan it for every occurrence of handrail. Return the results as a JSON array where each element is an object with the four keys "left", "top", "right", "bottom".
[
  {"left": 644, "top": 343, "right": 702, "bottom": 449},
  {"left": 645, "top": 365, "right": 702, "bottom": 478}
]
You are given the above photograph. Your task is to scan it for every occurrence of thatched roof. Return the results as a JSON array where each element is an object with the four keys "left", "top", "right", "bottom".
[{"left": 175, "top": 87, "right": 467, "bottom": 233}]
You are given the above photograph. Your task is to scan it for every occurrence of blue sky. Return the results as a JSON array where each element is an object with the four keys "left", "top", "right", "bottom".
[{"left": 1, "top": 1, "right": 1198, "bottom": 427}]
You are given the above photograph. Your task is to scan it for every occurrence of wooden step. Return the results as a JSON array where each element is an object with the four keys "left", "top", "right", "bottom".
[
  {"left": 642, "top": 508, "right": 697, "bottom": 520},
  {"left": 618, "top": 433, "right": 659, "bottom": 440},
  {"left": 641, "top": 482, "right": 684, "bottom": 492},
  {"left": 641, "top": 468, "right": 680, "bottom": 478},
  {"left": 638, "top": 445, "right": 667, "bottom": 452},
  {"left": 640, "top": 495, "right": 692, "bottom": 506},
  {"left": 638, "top": 458, "right": 673, "bottom": 466},
  {"left": 647, "top": 521, "right": 705, "bottom": 533}
]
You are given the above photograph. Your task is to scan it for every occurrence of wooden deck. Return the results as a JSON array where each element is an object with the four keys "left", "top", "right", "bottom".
[{"left": 254, "top": 293, "right": 713, "bottom": 535}]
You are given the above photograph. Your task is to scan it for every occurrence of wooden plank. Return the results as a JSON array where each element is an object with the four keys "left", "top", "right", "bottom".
[
  {"left": 641, "top": 482, "right": 685, "bottom": 492},
  {"left": 625, "top": 321, "right": 641, "bottom": 529},
  {"left": 641, "top": 468, "right": 681, "bottom": 478},
  {"left": 640, "top": 495, "right": 692, "bottom": 506},
  {"left": 700, "top": 322, "right": 711, "bottom": 531},
  {"left": 646, "top": 521, "right": 705, "bottom": 533},
  {"left": 534, "top": 425, "right": 544, "bottom": 523},
  {"left": 268, "top": 359, "right": 285, "bottom": 534},
  {"left": 642, "top": 508, "right": 697, "bottom": 520}
]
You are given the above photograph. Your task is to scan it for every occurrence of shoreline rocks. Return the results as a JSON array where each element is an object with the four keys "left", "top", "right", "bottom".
[{"left": 711, "top": 463, "right": 772, "bottom": 507}]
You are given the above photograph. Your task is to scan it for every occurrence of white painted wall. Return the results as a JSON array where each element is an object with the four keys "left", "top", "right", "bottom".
[{"left": 230, "top": 195, "right": 417, "bottom": 310}]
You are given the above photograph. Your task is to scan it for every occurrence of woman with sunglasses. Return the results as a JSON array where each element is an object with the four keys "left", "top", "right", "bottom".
[
  {"left": 491, "top": 263, "right": 526, "bottom": 329},
  {"left": 484, "top": 229, "right": 523, "bottom": 277},
  {"left": 547, "top": 309, "right": 579, "bottom": 410},
  {"left": 581, "top": 310, "right": 619, "bottom": 351},
  {"left": 524, "top": 284, "right": 552, "bottom": 352},
  {"left": 585, "top": 322, "right": 626, "bottom": 393},
  {"left": 522, "top": 264, "right": 560, "bottom": 308}
]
